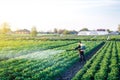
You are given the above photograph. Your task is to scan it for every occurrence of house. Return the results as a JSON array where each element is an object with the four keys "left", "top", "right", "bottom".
[
  {"left": 15, "top": 29, "right": 30, "bottom": 34},
  {"left": 78, "top": 29, "right": 109, "bottom": 35},
  {"left": 78, "top": 31, "right": 98, "bottom": 35},
  {"left": 109, "top": 31, "right": 119, "bottom": 35},
  {"left": 96, "top": 31, "right": 109, "bottom": 35},
  {"left": 96, "top": 29, "right": 109, "bottom": 35}
]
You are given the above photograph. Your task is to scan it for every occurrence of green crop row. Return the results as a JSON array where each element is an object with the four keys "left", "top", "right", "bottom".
[
  {"left": 0, "top": 40, "right": 76, "bottom": 60},
  {"left": 0, "top": 41, "right": 102, "bottom": 80},
  {"left": 72, "top": 41, "right": 120, "bottom": 80}
]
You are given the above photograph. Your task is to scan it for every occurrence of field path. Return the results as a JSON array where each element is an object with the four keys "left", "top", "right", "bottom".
[{"left": 56, "top": 42, "right": 105, "bottom": 80}]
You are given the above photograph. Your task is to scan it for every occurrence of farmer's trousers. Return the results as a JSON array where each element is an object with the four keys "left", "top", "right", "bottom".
[{"left": 79, "top": 51, "right": 86, "bottom": 62}]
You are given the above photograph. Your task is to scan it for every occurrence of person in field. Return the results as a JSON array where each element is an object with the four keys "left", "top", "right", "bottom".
[{"left": 75, "top": 41, "right": 86, "bottom": 63}]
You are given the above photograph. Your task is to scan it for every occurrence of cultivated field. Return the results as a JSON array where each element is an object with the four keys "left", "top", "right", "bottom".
[
  {"left": 0, "top": 35, "right": 120, "bottom": 80},
  {"left": 72, "top": 41, "right": 120, "bottom": 80}
]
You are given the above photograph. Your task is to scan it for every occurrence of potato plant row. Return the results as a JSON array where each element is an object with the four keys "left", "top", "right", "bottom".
[
  {"left": 72, "top": 41, "right": 120, "bottom": 80},
  {"left": 0, "top": 41, "right": 102, "bottom": 80},
  {"left": 0, "top": 40, "right": 76, "bottom": 60}
]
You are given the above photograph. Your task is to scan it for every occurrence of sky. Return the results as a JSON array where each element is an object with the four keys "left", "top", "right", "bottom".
[{"left": 0, "top": 0, "right": 120, "bottom": 31}]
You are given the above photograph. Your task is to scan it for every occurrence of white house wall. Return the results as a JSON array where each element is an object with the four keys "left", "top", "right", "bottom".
[{"left": 78, "top": 31, "right": 109, "bottom": 35}]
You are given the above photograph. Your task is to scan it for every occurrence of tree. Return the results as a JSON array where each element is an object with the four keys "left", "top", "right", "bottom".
[
  {"left": 54, "top": 28, "right": 58, "bottom": 33},
  {"left": 62, "top": 29, "right": 70, "bottom": 35},
  {"left": 80, "top": 28, "right": 89, "bottom": 31},
  {"left": 58, "top": 29, "right": 64, "bottom": 34},
  {"left": 107, "top": 29, "right": 111, "bottom": 33},
  {"left": 69, "top": 30, "right": 78, "bottom": 34},
  {"left": 0, "top": 22, "right": 11, "bottom": 34},
  {"left": 31, "top": 26, "right": 37, "bottom": 37},
  {"left": 118, "top": 24, "right": 120, "bottom": 32}
]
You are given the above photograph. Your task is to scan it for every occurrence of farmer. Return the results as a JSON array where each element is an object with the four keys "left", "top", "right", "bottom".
[{"left": 75, "top": 41, "right": 86, "bottom": 62}]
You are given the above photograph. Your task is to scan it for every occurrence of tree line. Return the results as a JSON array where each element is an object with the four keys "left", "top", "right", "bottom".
[
  {"left": 0, "top": 22, "right": 37, "bottom": 37},
  {"left": 0, "top": 22, "right": 78, "bottom": 36},
  {"left": 0, "top": 22, "right": 120, "bottom": 36},
  {"left": 53, "top": 28, "right": 78, "bottom": 35}
]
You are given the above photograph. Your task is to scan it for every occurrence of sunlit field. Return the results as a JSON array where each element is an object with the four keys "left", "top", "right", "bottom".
[
  {"left": 0, "top": 35, "right": 120, "bottom": 80},
  {"left": 0, "top": 0, "right": 120, "bottom": 79}
]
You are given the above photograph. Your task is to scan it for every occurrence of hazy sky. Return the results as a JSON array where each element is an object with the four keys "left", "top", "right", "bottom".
[{"left": 0, "top": 0, "right": 120, "bottom": 31}]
